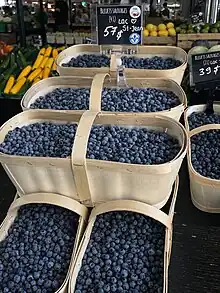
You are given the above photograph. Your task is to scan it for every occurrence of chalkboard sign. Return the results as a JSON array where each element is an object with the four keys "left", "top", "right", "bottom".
[
  {"left": 192, "top": 52, "right": 220, "bottom": 87},
  {"left": 191, "top": 12, "right": 204, "bottom": 25},
  {"left": 97, "top": 5, "right": 143, "bottom": 45}
]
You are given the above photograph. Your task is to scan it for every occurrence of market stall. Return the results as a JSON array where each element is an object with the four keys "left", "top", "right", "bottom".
[{"left": 0, "top": 1, "right": 220, "bottom": 293}]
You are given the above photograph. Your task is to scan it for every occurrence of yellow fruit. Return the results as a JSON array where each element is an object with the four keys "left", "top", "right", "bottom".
[
  {"left": 158, "top": 30, "right": 169, "bottom": 37},
  {"left": 143, "top": 29, "right": 149, "bottom": 37},
  {"left": 146, "top": 24, "right": 154, "bottom": 32},
  {"left": 152, "top": 25, "right": 157, "bottom": 31},
  {"left": 150, "top": 31, "right": 158, "bottom": 37},
  {"left": 167, "top": 22, "right": 174, "bottom": 29},
  {"left": 168, "top": 28, "right": 176, "bottom": 36},
  {"left": 158, "top": 24, "right": 166, "bottom": 31}
]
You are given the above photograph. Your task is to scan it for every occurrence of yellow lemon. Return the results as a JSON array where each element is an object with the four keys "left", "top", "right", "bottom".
[
  {"left": 150, "top": 30, "right": 158, "bottom": 37},
  {"left": 158, "top": 30, "right": 169, "bottom": 37},
  {"left": 168, "top": 28, "right": 176, "bottom": 36},
  {"left": 152, "top": 25, "right": 158, "bottom": 31},
  {"left": 146, "top": 24, "right": 154, "bottom": 32},
  {"left": 158, "top": 24, "right": 167, "bottom": 31},
  {"left": 167, "top": 22, "right": 174, "bottom": 29},
  {"left": 143, "top": 29, "right": 149, "bottom": 37}
]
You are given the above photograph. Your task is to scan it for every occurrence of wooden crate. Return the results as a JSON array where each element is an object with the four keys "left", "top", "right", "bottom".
[
  {"left": 143, "top": 36, "right": 176, "bottom": 46},
  {"left": 177, "top": 33, "right": 220, "bottom": 50}
]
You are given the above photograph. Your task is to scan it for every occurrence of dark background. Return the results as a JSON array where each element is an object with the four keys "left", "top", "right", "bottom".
[{"left": 0, "top": 101, "right": 220, "bottom": 292}]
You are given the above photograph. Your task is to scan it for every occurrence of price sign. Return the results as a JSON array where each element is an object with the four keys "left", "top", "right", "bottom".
[
  {"left": 191, "top": 12, "right": 204, "bottom": 25},
  {"left": 192, "top": 52, "right": 220, "bottom": 87},
  {"left": 97, "top": 5, "right": 143, "bottom": 45}
]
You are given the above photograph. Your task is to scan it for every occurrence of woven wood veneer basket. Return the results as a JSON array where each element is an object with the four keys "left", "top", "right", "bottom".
[
  {"left": 56, "top": 44, "right": 187, "bottom": 85},
  {"left": 0, "top": 193, "right": 88, "bottom": 293},
  {"left": 69, "top": 177, "right": 179, "bottom": 293},
  {"left": 0, "top": 110, "right": 187, "bottom": 208}
]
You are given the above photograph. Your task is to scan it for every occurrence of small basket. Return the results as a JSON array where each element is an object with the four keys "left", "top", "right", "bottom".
[
  {"left": 56, "top": 44, "right": 187, "bottom": 85},
  {"left": 89, "top": 73, "right": 187, "bottom": 121},
  {"left": 0, "top": 193, "right": 88, "bottom": 293},
  {"left": 184, "top": 104, "right": 220, "bottom": 132},
  {"left": 0, "top": 110, "right": 187, "bottom": 208},
  {"left": 188, "top": 124, "right": 220, "bottom": 213},
  {"left": 68, "top": 177, "right": 179, "bottom": 293}
]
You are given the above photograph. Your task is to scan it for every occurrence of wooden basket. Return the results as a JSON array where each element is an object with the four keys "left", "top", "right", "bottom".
[
  {"left": 177, "top": 33, "right": 220, "bottom": 50},
  {"left": 89, "top": 73, "right": 187, "bottom": 121},
  {"left": 21, "top": 74, "right": 187, "bottom": 122},
  {"left": 56, "top": 44, "right": 187, "bottom": 85},
  {"left": 0, "top": 110, "right": 187, "bottom": 208},
  {"left": 21, "top": 76, "right": 94, "bottom": 112},
  {"left": 143, "top": 36, "right": 176, "bottom": 46},
  {"left": 188, "top": 124, "right": 220, "bottom": 213},
  {"left": 184, "top": 104, "right": 220, "bottom": 132},
  {"left": 69, "top": 177, "right": 179, "bottom": 293},
  {"left": 0, "top": 193, "right": 88, "bottom": 293}
]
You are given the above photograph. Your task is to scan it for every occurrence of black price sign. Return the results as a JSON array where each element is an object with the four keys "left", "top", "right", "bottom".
[
  {"left": 191, "top": 12, "right": 204, "bottom": 24},
  {"left": 192, "top": 52, "right": 220, "bottom": 87},
  {"left": 97, "top": 5, "right": 143, "bottom": 45}
]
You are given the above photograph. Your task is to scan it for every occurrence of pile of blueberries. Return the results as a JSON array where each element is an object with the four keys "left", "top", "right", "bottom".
[
  {"left": 62, "top": 54, "right": 110, "bottom": 68},
  {"left": 122, "top": 56, "right": 182, "bottom": 70},
  {"left": 0, "top": 122, "right": 78, "bottom": 157},
  {"left": 30, "top": 88, "right": 90, "bottom": 110},
  {"left": 0, "top": 203, "right": 79, "bottom": 293},
  {"left": 188, "top": 112, "right": 220, "bottom": 130},
  {"left": 74, "top": 210, "right": 165, "bottom": 293},
  {"left": 87, "top": 125, "right": 181, "bottom": 165},
  {"left": 30, "top": 87, "right": 180, "bottom": 113},
  {"left": 0, "top": 123, "right": 181, "bottom": 165},
  {"left": 101, "top": 87, "right": 180, "bottom": 113},
  {"left": 191, "top": 130, "right": 220, "bottom": 179},
  {"left": 61, "top": 54, "right": 182, "bottom": 70}
]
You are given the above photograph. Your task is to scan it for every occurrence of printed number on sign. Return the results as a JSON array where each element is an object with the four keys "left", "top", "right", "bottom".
[{"left": 199, "top": 66, "right": 220, "bottom": 76}]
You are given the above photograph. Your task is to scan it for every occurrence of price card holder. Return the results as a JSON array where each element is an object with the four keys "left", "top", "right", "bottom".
[
  {"left": 191, "top": 12, "right": 204, "bottom": 25},
  {"left": 191, "top": 52, "right": 220, "bottom": 114},
  {"left": 96, "top": 5, "right": 143, "bottom": 46}
]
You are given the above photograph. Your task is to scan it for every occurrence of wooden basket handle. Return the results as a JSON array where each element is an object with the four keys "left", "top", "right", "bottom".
[
  {"left": 8, "top": 193, "right": 88, "bottom": 218},
  {"left": 110, "top": 53, "right": 117, "bottom": 72},
  {"left": 89, "top": 73, "right": 111, "bottom": 111},
  {"left": 189, "top": 123, "right": 220, "bottom": 137},
  {"left": 71, "top": 111, "right": 99, "bottom": 205}
]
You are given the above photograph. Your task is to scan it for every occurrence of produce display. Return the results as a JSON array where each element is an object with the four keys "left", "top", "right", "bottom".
[
  {"left": 0, "top": 203, "right": 79, "bottom": 292},
  {"left": 62, "top": 54, "right": 110, "bottom": 68},
  {"left": 0, "top": 122, "right": 180, "bottom": 165},
  {"left": 188, "top": 112, "right": 220, "bottom": 130},
  {"left": 74, "top": 211, "right": 165, "bottom": 293},
  {"left": 29, "top": 87, "right": 180, "bottom": 113},
  {"left": 121, "top": 56, "right": 182, "bottom": 70},
  {"left": 176, "top": 21, "right": 220, "bottom": 34},
  {"left": 0, "top": 46, "right": 64, "bottom": 98},
  {"left": 191, "top": 130, "right": 220, "bottom": 179},
  {"left": 61, "top": 54, "right": 182, "bottom": 70},
  {"left": 144, "top": 22, "right": 176, "bottom": 37}
]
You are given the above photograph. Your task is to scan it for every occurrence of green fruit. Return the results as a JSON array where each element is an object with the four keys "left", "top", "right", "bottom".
[
  {"left": 187, "top": 29, "right": 194, "bottom": 34},
  {"left": 180, "top": 29, "right": 187, "bottom": 34},
  {"left": 188, "top": 24, "right": 194, "bottom": 30},
  {"left": 201, "top": 28, "right": 209, "bottom": 33},
  {"left": 194, "top": 26, "right": 201, "bottom": 33},
  {"left": 176, "top": 27, "right": 181, "bottom": 33},
  {"left": 203, "top": 23, "right": 210, "bottom": 29},
  {"left": 210, "top": 28, "right": 218, "bottom": 33},
  {"left": 180, "top": 24, "right": 187, "bottom": 30}
]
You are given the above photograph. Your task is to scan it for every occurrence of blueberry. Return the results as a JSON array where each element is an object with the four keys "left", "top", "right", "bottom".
[
  {"left": 188, "top": 111, "right": 220, "bottom": 130},
  {"left": 62, "top": 54, "right": 110, "bottom": 68},
  {"left": 75, "top": 211, "right": 164, "bottom": 292},
  {"left": 0, "top": 204, "right": 79, "bottom": 292}
]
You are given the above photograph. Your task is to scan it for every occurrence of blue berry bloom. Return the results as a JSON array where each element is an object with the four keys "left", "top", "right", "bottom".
[
  {"left": 62, "top": 54, "right": 110, "bottom": 68},
  {"left": 0, "top": 204, "right": 79, "bottom": 293},
  {"left": 75, "top": 211, "right": 165, "bottom": 293},
  {"left": 30, "top": 86, "right": 180, "bottom": 113},
  {"left": 188, "top": 111, "right": 220, "bottom": 130},
  {"left": 191, "top": 129, "right": 220, "bottom": 179}
]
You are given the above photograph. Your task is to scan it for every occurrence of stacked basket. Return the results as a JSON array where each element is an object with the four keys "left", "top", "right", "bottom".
[
  {"left": 185, "top": 104, "right": 220, "bottom": 213},
  {"left": 0, "top": 44, "right": 188, "bottom": 293}
]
